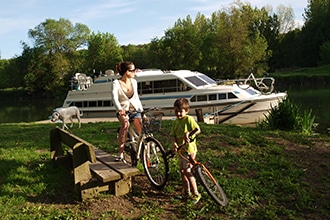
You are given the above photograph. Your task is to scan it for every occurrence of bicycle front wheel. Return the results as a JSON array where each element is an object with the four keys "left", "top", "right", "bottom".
[
  {"left": 196, "top": 164, "right": 228, "bottom": 206},
  {"left": 142, "top": 136, "right": 169, "bottom": 189}
]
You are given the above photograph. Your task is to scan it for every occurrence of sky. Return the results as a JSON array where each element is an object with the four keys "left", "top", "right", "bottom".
[{"left": 0, "top": 0, "right": 308, "bottom": 59}]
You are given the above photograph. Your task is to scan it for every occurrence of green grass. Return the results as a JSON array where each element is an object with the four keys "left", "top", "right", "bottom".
[
  {"left": 271, "top": 64, "right": 330, "bottom": 90},
  {"left": 0, "top": 120, "right": 329, "bottom": 219},
  {"left": 271, "top": 64, "right": 330, "bottom": 77}
]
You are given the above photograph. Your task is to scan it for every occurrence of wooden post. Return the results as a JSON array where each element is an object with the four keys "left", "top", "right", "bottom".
[{"left": 195, "top": 109, "right": 204, "bottom": 123}]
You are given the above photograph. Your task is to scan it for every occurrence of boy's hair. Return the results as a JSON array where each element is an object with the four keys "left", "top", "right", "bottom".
[{"left": 174, "top": 97, "right": 190, "bottom": 110}]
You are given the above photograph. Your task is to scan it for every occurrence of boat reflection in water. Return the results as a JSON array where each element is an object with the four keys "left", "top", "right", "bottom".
[{"left": 62, "top": 69, "right": 287, "bottom": 125}]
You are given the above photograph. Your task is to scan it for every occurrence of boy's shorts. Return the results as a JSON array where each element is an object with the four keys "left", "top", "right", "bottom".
[{"left": 178, "top": 151, "right": 195, "bottom": 170}]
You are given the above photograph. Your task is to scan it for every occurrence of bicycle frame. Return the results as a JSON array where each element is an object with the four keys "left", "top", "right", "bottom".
[
  {"left": 124, "top": 110, "right": 156, "bottom": 159},
  {"left": 166, "top": 129, "right": 228, "bottom": 206},
  {"left": 121, "top": 109, "right": 169, "bottom": 189},
  {"left": 126, "top": 120, "right": 145, "bottom": 161},
  {"left": 177, "top": 148, "right": 217, "bottom": 184}
]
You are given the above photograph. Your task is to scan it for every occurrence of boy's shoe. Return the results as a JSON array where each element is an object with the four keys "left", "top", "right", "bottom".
[
  {"left": 191, "top": 193, "right": 201, "bottom": 204},
  {"left": 175, "top": 192, "right": 192, "bottom": 201}
]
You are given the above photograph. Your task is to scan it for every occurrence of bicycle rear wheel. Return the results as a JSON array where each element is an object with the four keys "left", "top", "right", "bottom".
[
  {"left": 142, "top": 136, "right": 169, "bottom": 189},
  {"left": 196, "top": 164, "right": 228, "bottom": 206},
  {"left": 123, "top": 143, "right": 138, "bottom": 167}
]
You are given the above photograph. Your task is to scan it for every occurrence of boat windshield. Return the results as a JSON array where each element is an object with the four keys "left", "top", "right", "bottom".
[{"left": 185, "top": 74, "right": 216, "bottom": 87}]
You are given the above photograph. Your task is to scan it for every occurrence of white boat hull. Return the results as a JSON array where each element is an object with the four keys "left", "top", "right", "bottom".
[{"left": 62, "top": 69, "right": 287, "bottom": 125}]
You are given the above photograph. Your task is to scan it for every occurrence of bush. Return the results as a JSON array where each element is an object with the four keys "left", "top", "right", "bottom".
[{"left": 258, "top": 98, "right": 315, "bottom": 135}]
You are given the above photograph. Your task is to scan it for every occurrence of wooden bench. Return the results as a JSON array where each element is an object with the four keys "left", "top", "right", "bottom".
[{"left": 49, "top": 126, "right": 140, "bottom": 201}]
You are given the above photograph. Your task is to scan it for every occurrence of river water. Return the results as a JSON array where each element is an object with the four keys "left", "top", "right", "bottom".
[{"left": 0, "top": 88, "right": 329, "bottom": 133}]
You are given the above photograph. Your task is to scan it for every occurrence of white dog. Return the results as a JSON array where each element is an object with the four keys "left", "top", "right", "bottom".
[{"left": 51, "top": 106, "right": 82, "bottom": 130}]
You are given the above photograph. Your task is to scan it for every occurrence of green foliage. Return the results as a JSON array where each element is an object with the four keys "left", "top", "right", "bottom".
[
  {"left": 319, "top": 41, "right": 330, "bottom": 65},
  {"left": 22, "top": 18, "right": 91, "bottom": 97},
  {"left": 300, "top": 0, "right": 330, "bottom": 67},
  {"left": 86, "top": 32, "right": 123, "bottom": 73},
  {"left": 149, "top": 3, "right": 270, "bottom": 78},
  {"left": 258, "top": 98, "right": 316, "bottom": 134},
  {"left": 1, "top": 0, "right": 330, "bottom": 95}
]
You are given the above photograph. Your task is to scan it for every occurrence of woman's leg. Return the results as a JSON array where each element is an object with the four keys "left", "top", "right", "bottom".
[
  {"left": 133, "top": 117, "right": 142, "bottom": 135},
  {"left": 117, "top": 114, "right": 129, "bottom": 158}
]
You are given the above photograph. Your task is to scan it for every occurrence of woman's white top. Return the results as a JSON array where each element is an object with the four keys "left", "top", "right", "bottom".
[{"left": 111, "top": 78, "right": 143, "bottom": 112}]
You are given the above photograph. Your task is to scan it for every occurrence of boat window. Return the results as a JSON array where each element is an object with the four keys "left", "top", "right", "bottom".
[
  {"left": 72, "top": 102, "right": 82, "bottom": 107},
  {"left": 209, "top": 94, "right": 217, "bottom": 101},
  {"left": 246, "top": 88, "right": 258, "bottom": 95},
  {"left": 218, "top": 93, "right": 226, "bottom": 100},
  {"left": 89, "top": 101, "right": 97, "bottom": 107},
  {"left": 228, "top": 93, "right": 238, "bottom": 99},
  {"left": 179, "top": 81, "right": 189, "bottom": 91},
  {"left": 104, "top": 100, "right": 111, "bottom": 106},
  {"left": 139, "top": 79, "right": 191, "bottom": 95},
  {"left": 140, "top": 81, "right": 153, "bottom": 94},
  {"left": 190, "top": 95, "right": 207, "bottom": 102},
  {"left": 185, "top": 76, "right": 208, "bottom": 87},
  {"left": 158, "top": 79, "right": 177, "bottom": 93},
  {"left": 198, "top": 74, "right": 216, "bottom": 84},
  {"left": 198, "top": 95, "right": 207, "bottom": 101}
]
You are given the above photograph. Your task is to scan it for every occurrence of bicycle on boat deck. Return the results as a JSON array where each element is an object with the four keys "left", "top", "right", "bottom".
[
  {"left": 165, "top": 129, "right": 228, "bottom": 206},
  {"left": 118, "top": 108, "right": 169, "bottom": 189}
]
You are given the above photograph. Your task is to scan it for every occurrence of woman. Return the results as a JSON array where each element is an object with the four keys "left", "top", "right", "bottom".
[{"left": 112, "top": 61, "right": 143, "bottom": 161}]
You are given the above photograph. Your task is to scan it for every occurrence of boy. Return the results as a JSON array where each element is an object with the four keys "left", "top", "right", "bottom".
[{"left": 170, "top": 97, "right": 201, "bottom": 204}]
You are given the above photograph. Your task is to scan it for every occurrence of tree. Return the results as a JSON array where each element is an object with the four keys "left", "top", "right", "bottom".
[
  {"left": 300, "top": 0, "right": 330, "bottom": 66},
  {"left": 276, "top": 5, "right": 296, "bottom": 34},
  {"left": 122, "top": 44, "right": 150, "bottom": 69},
  {"left": 28, "top": 18, "right": 90, "bottom": 55},
  {"left": 206, "top": 2, "right": 269, "bottom": 78},
  {"left": 86, "top": 32, "right": 122, "bottom": 74},
  {"left": 25, "top": 18, "right": 90, "bottom": 96},
  {"left": 150, "top": 15, "right": 203, "bottom": 70}
]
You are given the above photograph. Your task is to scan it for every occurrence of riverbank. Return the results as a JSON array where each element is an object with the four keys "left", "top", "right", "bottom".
[{"left": 34, "top": 116, "right": 177, "bottom": 124}]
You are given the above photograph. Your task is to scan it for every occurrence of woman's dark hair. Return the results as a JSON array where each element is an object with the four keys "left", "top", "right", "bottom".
[{"left": 115, "top": 61, "right": 134, "bottom": 76}]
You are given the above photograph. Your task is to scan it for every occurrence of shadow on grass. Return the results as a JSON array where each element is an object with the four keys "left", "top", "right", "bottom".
[{"left": 0, "top": 156, "right": 79, "bottom": 205}]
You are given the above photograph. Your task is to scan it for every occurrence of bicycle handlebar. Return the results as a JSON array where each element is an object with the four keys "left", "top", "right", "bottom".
[
  {"left": 125, "top": 107, "right": 161, "bottom": 116},
  {"left": 166, "top": 128, "right": 199, "bottom": 158}
]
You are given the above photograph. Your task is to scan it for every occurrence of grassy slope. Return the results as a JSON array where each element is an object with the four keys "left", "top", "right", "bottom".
[{"left": 0, "top": 121, "right": 329, "bottom": 219}]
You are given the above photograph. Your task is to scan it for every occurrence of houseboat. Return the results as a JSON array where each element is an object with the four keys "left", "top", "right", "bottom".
[{"left": 62, "top": 69, "right": 287, "bottom": 124}]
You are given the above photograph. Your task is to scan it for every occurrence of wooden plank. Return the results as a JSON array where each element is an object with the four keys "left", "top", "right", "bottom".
[
  {"left": 73, "top": 143, "right": 92, "bottom": 185},
  {"left": 56, "top": 127, "right": 96, "bottom": 163},
  {"left": 57, "top": 126, "right": 84, "bottom": 147},
  {"left": 93, "top": 148, "right": 140, "bottom": 178},
  {"left": 50, "top": 128, "right": 64, "bottom": 159},
  {"left": 90, "top": 162, "right": 121, "bottom": 183}
]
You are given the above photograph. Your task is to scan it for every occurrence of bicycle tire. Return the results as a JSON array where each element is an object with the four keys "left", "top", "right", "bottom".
[
  {"left": 196, "top": 164, "right": 228, "bottom": 206},
  {"left": 142, "top": 136, "right": 169, "bottom": 189},
  {"left": 123, "top": 143, "right": 138, "bottom": 167}
]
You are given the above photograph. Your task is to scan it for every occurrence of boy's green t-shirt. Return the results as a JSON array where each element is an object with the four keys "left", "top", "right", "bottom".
[{"left": 170, "top": 115, "right": 200, "bottom": 154}]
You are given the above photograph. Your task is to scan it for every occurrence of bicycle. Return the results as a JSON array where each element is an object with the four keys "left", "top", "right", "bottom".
[
  {"left": 166, "top": 129, "right": 228, "bottom": 206},
  {"left": 237, "top": 72, "right": 274, "bottom": 95},
  {"left": 118, "top": 108, "right": 169, "bottom": 189}
]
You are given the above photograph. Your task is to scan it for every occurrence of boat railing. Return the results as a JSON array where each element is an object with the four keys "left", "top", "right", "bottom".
[{"left": 218, "top": 73, "right": 275, "bottom": 94}]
